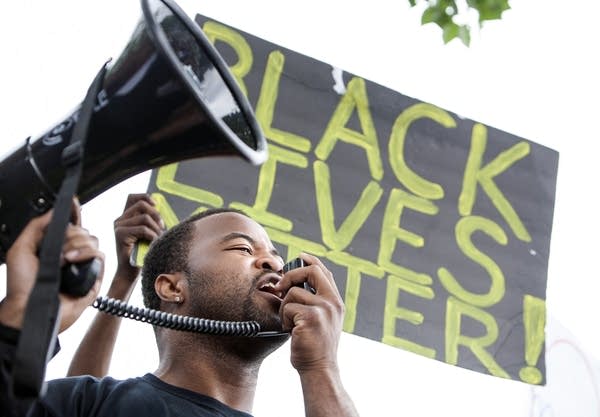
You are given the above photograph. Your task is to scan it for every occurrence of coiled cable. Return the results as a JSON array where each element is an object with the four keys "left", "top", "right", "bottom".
[
  {"left": 91, "top": 257, "right": 309, "bottom": 338},
  {"left": 92, "top": 296, "right": 283, "bottom": 337}
]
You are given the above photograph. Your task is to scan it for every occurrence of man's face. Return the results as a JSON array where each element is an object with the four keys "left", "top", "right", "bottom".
[{"left": 184, "top": 212, "right": 286, "bottom": 331}]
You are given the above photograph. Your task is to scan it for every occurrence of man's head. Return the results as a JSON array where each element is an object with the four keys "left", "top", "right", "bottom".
[
  {"left": 141, "top": 208, "right": 286, "bottom": 333},
  {"left": 140, "top": 208, "right": 239, "bottom": 311}
]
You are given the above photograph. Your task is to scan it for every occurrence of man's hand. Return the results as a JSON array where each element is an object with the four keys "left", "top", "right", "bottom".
[
  {"left": 113, "top": 194, "right": 163, "bottom": 282},
  {"left": 57, "top": 222, "right": 104, "bottom": 332},
  {"left": 275, "top": 253, "right": 345, "bottom": 372},
  {"left": 0, "top": 205, "right": 105, "bottom": 333},
  {"left": 274, "top": 254, "right": 358, "bottom": 416},
  {"left": 274, "top": 254, "right": 359, "bottom": 416}
]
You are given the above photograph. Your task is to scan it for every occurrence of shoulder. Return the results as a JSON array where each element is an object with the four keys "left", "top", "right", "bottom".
[
  {"left": 41, "top": 374, "right": 255, "bottom": 417},
  {"left": 42, "top": 374, "right": 151, "bottom": 415},
  {"left": 47, "top": 374, "right": 130, "bottom": 394}
]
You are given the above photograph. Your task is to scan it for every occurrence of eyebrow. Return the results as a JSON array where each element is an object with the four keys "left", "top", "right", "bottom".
[{"left": 220, "top": 232, "right": 281, "bottom": 258}]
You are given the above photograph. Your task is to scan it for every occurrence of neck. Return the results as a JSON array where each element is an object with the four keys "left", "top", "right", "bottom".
[{"left": 153, "top": 331, "right": 269, "bottom": 413}]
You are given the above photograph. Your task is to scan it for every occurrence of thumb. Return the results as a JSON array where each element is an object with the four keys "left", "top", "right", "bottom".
[{"left": 9, "top": 210, "right": 54, "bottom": 257}]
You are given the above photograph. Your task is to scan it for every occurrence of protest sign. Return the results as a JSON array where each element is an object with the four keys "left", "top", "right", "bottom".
[{"left": 139, "top": 14, "right": 559, "bottom": 384}]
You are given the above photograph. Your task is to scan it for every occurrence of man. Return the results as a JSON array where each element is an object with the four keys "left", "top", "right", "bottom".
[{"left": 0, "top": 197, "right": 359, "bottom": 416}]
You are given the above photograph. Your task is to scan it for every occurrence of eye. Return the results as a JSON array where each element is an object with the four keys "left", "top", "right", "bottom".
[{"left": 230, "top": 246, "right": 252, "bottom": 254}]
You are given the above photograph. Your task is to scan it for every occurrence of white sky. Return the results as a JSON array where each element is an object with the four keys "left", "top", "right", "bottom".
[{"left": 1, "top": 0, "right": 599, "bottom": 416}]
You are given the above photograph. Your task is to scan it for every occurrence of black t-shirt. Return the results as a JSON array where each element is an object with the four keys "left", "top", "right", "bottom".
[
  {"left": 0, "top": 331, "right": 253, "bottom": 417},
  {"left": 29, "top": 373, "right": 254, "bottom": 417}
]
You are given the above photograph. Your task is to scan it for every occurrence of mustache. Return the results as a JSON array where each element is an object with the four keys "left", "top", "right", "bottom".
[{"left": 250, "top": 269, "right": 282, "bottom": 288}]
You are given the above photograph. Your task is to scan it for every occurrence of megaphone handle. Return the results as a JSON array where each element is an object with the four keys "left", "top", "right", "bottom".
[{"left": 60, "top": 258, "right": 102, "bottom": 297}]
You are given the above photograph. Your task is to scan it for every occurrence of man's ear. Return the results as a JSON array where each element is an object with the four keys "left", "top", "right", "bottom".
[{"left": 154, "top": 272, "right": 189, "bottom": 305}]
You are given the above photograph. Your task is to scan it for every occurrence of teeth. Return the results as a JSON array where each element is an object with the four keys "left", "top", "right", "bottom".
[{"left": 259, "top": 281, "right": 282, "bottom": 298}]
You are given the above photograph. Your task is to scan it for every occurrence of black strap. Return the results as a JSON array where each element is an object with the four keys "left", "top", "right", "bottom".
[{"left": 12, "top": 63, "right": 107, "bottom": 399}]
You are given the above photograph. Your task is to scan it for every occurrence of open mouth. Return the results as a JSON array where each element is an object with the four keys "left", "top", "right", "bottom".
[{"left": 257, "top": 277, "right": 283, "bottom": 300}]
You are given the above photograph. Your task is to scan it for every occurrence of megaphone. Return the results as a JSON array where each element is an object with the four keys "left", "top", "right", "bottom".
[{"left": 0, "top": 0, "right": 267, "bottom": 262}]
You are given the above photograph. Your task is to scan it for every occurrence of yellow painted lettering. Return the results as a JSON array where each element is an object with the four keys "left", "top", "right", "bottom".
[
  {"left": 519, "top": 295, "right": 546, "bottom": 384},
  {"left": 445, "top": 296, "right": 510, "bottom": 378},
  {"left": 388, "top": 103, "right": 456, "bottom": 200},
  {"left": 326, "top": 251, "right": 384, "bottom": 278},
  {"left": 255, "top": 50, "right": 312, "bottom": 152},
  {"left": 342, "top": 268, "right": 363, "bottom": 334},
  {"left": 324, "top": 251, "right": 384, "bottom": 334},
  {"left": 459, "top": 123, "right": 532, "bottom": 241},
  {"left": 263, "top": 227, "right": 328, "bottom": 257},
  {"left": 377, "top": 188, "right": 438, "bottom": 285},
  {"left": 202, "top": 21, "right": 253, "bottom": 97},
  {"left": 437, "top": 216, "right": 507, "bottom": 307},
  {"left": 382, "top": 274, "right": 436, "bottom": 358},
  {"left": 231, "top": 144, "right": 307, "bottom": 231},
  {"left": 314, "top": 160, "right": 383, "bottom": 251},
  {"left": 150, "top": 192, "right": 180, "bottom": 228},
  {"left": 314, "top": 77, "right": 383, "bottom": 180},
  {"left": 156, "top": 163, "right": 224, "bottom": 208}
]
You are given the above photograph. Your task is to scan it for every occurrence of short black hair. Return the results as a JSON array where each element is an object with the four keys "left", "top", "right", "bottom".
[{"left": 141, "top": 207, "right": 248, "bottom": 310}]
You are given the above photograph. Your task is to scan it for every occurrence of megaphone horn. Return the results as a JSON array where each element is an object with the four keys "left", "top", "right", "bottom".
[{"left": 0, "top": 0, "right": 267, "bottom": 261}]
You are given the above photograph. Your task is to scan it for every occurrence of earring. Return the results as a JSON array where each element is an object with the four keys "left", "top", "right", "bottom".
[{"left": 175, "top": 296, "right": 182, "bottom": 303}]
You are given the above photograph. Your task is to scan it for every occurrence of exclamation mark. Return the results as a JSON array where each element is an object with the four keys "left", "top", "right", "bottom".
[{"left": 519, "top": 294, "right": 546, "bottom": 384}]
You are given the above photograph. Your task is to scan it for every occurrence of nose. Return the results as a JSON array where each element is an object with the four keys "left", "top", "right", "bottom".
[{"left": 255, "top": 253, "right": 284, "bottom": 272}]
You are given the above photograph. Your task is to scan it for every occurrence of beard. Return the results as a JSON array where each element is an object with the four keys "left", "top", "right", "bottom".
[
  {"left": 183, "top": 268, "right": 288, "bottom": 360},
  {"left": 241, "top": 283, "right": 282, "bottom": 332},
  {"left": 185, "top": 268, "right": 283, "bottom": 333}
]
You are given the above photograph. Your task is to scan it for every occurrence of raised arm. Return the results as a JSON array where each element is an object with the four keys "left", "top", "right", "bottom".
[
  {"left": 0, "top": 203, "right": 104, "bottom": 416},
  {"left": 275, "top": 253, "right": 360, "bottom": 417},
  {"left": 67, "top": 194, "right": 163, "bottom": 377}
]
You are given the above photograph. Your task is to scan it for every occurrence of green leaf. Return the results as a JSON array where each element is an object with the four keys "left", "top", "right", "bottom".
[
  {"left": 411, "top": 0, "right": 503, "bottom": 47},
  {"left": 421, "top": 6, "right": 442, "bottom": 25},
  {"left": 458, "top": 25, "right": 471, "bottom": 46},
  {"left": 466, "top": 0, "right": 510, "bottom": 22},
  {"left": 481, "top": 2, "right": 510, "bottom": 20},
  {"left": 442, "top": 21, "right": 460, "bottom": 43}
]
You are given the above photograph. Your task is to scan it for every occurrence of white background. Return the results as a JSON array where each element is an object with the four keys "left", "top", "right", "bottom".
[{"left": 1, "top": 1, "right": 599, "bottom": 416}]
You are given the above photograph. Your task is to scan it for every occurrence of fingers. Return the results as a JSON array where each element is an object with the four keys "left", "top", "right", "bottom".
[
  {"left": 70, "top": 197, "right": 82, "bottom": 226},
  {"left": 115, "top": 194, "right": 164, "bottom": 238},
  {"left": 274, "top": 255, "right": 345, "bottom": 372},
  {"left": 275, "top": 253, "right": 340, "bottom": 300},
  {"left": 124, "top": 193, "right": 155, "bottom": 210},
  {"left": 275, "top": 254, "right": 344, "bottom": 331},
  {"left": 58, "top": 256, "right": 105, "bottom": 332},
  {"left": 2, "top": 211, "right": 105, "bottom": 331},
  {"left": 2, "top": 212, "right": 56, "bottom": 329},
  {"left": 112, "top": 194, "right": 163, "bottom": 276},
  {"left": 279, "top": 289, "right": 314, "bottom": 331},
  {"left": 299, "top": 253, "right": 339, "bottom": 296},
  {"left": 58, "top": 217, "right": 105, "bottom": 333},
  {"left": 62, "top": 224, "right": 101, "bottom": 264},
  {"left": 280, "top": 298, "right": 341, "bottom": 334},
  {"left": 120, "top": 194, "right": 162, "bottom": 224},
  {"left": 115, "top": 214, "right": 163, "bottom": 241},
  {"left": 7, "top": 210, "right": 54, "bottom": 258},
  {"left": 61, "top": 224, "right": 105, "bottom": 300},
  {"left": 279, "top": 285, "right": 344, "bottom": 332}
]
